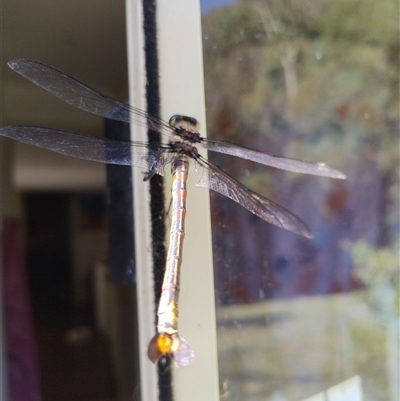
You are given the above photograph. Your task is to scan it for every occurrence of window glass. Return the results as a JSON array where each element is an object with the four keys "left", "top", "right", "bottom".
[{"left": 201, "top": 1, "right": 399, "bottom": 400}]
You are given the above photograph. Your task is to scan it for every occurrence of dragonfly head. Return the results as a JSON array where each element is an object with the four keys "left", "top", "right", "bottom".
[{"left": 169, "top": 114, "right": 200, "bottom": 132}]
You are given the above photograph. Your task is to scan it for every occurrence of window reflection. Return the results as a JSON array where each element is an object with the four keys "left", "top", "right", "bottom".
[{"left": 202, "top": 1, "right": 399, "bottom": 400}]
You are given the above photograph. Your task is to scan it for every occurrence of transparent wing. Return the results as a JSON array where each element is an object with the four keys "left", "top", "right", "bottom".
[
  {"left": 201, "top": 138, "right": 346, "bottom": 179},
  {"left": 171, "top": 336, "right": 195, "bottom": 368},
  {"left": 8, "top": 60, "right": 346, "bottom": 181},
  {"left": 0, "top": 126, "right": 166, "bottom": 176},
  {"left": 196, "top": 157, "right": 312, "bottom": 238},
  {"left": 8, "top": 59, "right": 175, "bottom": 138}
]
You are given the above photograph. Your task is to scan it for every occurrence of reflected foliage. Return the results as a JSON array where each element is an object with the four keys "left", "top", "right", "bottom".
[
  {"left": 346, "top": 239, "right": 400, "bottom": 318},
  {"left": 202, "top": 0, "right": 399, "bottom": 304},
  {"left": 203, "top": 1, "right": 398, "bottom": 399}
]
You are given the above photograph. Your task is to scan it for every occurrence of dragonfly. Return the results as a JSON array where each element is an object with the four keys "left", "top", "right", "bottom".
[{"left": 1, "top": 59, "right": 346, "bottom": 367}]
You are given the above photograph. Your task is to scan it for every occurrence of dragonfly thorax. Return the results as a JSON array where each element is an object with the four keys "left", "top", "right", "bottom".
[
  {"left": 169, "top": 141, "right": 200, "bottom": 160},
  {"left": 169, "top": 114, "right": 202, "bottom": 144}
]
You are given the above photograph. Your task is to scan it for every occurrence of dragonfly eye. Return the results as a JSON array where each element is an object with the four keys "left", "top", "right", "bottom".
[{"left": 169, "top": 114, "right": 200, "bottom": 132}]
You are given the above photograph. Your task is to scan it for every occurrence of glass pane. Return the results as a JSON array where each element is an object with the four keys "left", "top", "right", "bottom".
[{"left": 201, "top": 1, "right": 399, "bottom": 400}]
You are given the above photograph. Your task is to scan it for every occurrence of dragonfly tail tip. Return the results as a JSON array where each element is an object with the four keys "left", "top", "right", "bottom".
[{"left": 147, "top": 334, "right": 163, "bottom": 364}]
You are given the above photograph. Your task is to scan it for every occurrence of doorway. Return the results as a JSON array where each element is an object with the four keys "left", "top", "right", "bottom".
[{"left": 25, "top": 192, "right": 72, "bottom": 313}]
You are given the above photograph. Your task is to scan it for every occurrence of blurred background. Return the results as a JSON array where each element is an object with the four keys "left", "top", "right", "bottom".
[
  {"left": 202, "top": 1, "right": 399, "bottom": 400},
  {"left": 2, "top": 1, "right": 129, "bottom": 400},
  {"left": 1, "top": 0, "right": 399, "bottom": 401}
]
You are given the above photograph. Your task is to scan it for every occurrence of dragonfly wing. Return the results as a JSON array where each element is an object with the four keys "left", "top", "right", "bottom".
[
  {"left": 8, "top": 59, "right": 174, "bottom": 138},
  {"left": 0, "top": 126, "right": 165, "bottom": 176},
  {"left": 171, "top": 336, "right": 195, "bottom": 368},
  {"left": 201, "top": 139, "right": 346, "bottom": 179},
  {"left": 196, "top": 158, "right": 312, "bottom": 238}
]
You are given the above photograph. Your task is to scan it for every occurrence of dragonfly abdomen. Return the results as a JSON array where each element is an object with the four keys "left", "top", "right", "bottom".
[{"left": 147, "top": 156, "right": 194, "bottom": 367}]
